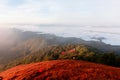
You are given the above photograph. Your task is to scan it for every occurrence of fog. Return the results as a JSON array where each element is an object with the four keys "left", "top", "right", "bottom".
[
  {"left": 0, "top": 24, "right": 120, "bottom": 45},
  {"left": 0, "top": 28, "right": 18, "bottom": 50},
  {"left": 11, "top": 24, "right": 120, "bottom": 45}
]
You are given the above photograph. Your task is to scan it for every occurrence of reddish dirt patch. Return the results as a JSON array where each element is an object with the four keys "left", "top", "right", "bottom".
[
  {"left": 0, "top": 60, "right": 120, "bottom": 80},
  {"left": 61, "top": 48, "right": 76, "bottom": 55}
]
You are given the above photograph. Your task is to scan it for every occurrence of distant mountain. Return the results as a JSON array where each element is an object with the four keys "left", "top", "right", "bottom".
[{"left": 0, "top": 60, "right": 120, "bottom": 80}]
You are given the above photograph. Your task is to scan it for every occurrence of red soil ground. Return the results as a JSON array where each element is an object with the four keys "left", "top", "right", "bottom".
[{"left": 0, "top": 60, "right": 120, "bottom": 80}]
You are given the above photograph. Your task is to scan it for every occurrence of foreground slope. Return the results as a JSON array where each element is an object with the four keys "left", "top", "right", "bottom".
[{"left": 0, "top": 60, "right": 120, "bottom": 80}]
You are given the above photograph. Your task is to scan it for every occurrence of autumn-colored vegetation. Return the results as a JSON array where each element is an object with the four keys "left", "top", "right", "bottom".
[
  {"left": 1, "top": 44, "right": 120, "bottom": 72},
  {"left": 0, "top": 60, "right": 120, "bottom": 80}
]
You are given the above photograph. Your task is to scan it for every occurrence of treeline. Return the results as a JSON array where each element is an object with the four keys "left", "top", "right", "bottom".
[{"left": 1, "top": 44, "right": 120, "bottom": 71}]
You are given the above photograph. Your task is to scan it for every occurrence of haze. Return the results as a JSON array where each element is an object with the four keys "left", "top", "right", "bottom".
[
  {"left": 0, "top": 0, "right": 120, "bottom": 26},
  {"left": 0, "top": 0, "right": 120, "bottom": 45}
]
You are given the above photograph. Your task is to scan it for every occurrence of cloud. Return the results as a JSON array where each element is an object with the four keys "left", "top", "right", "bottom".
[
  {"left": 0, "top": 0, "right": 120, "bottom": 26},
  {"left": 0, "top": 0, "right": 58, "bottom": 24},
  {"left": 13, "top": 25, "right": 120, "bottom": 45}
]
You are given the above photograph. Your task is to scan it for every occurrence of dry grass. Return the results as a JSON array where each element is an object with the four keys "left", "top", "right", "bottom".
[{"left": 0, "top": 60, "right": 120, "bottom": 80}]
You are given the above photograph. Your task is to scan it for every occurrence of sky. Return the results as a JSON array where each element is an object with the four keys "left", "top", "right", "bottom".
[{"left": 0, "top": 0, "right": 120, "bottom": 26}]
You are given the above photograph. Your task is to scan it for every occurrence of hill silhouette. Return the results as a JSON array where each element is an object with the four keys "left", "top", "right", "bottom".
[{"left": 0, "top": 60, "right": 120, "bottom": 80}]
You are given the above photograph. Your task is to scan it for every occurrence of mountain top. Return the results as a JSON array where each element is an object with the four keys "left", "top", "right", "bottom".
[{"left": 0, "top": 60, "right": 120, "bottom": 80}]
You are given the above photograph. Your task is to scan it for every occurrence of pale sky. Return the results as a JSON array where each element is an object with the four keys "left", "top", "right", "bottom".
[{"left": 0, "top": 0, "right": 120, "bottom": 26}]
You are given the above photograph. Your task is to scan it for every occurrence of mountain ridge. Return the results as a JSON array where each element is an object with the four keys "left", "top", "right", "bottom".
[{"left": 0, "top": 28, "right": 120, "bottom": 71}]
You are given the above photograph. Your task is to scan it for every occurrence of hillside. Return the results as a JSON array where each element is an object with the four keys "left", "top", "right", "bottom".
[
  {"left": 0, "top": 29, "right": 120, "bottom": 72},
  {"left": 0, "top": 29, "right": 120, "bottom": 65},
  {"left": 0, "top": 60, "right": 120, "bottom": 80},
  {"left": 1, "top": 43, "right": 120, "bottom": 72}
]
